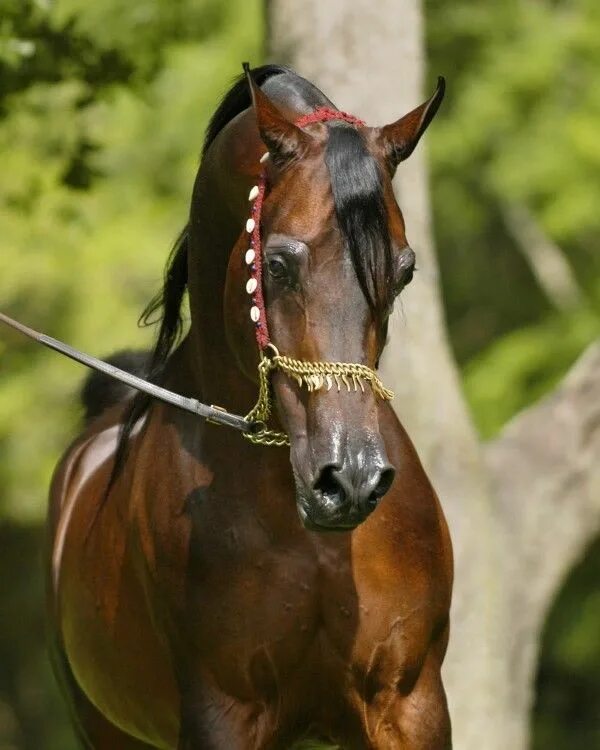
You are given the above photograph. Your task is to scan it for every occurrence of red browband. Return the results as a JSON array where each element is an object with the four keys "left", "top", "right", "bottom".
[
  {"left": 294, "top": 108, "right": 366, "bottom": 130},
  {"left": 244, "top": 107, "right": 366, "bottom": 350}
]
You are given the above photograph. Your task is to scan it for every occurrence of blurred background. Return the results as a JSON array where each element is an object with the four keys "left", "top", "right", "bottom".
[{"left": 0, "top": 0, "right": 598, "bottom": 748}]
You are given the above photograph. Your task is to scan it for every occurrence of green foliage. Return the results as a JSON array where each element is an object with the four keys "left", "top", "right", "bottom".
[
  {"left": 426, "top": 0, "right": 600, "bottom": 435},
  {"left": 463, "top": 301, "right": 599, "bottom": 438},
  {"left": 0, "top": 0, "right": 263, "bottom": 522},
  {"left": 426, "top": 0, "right": 600, "bottom": 362},
  {"left": 532, "top": 537, "right": 600, "bottom": 750},
  {"left": 0, "top": 0, "right": 228, "bottom": 100},
  {"left": 0, "top": 523, "right": 76, "bottom": 749}
]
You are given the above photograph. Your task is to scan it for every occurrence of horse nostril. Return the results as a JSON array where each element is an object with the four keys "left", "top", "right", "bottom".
[
  {"left": 374, "top": 467, "right": 395, "bottom": 498},
  {"left": 313, "top": 465, "right": 345, "bottom": 505},
  {"left": 313, "top": 463, "right": 395, "bottom": 513},
  {"left": 367, "top": 466, "right": 395, "bottom": 509}
]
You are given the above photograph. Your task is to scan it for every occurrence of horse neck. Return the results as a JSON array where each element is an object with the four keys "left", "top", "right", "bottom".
[
  {"left": 178, "top": 116, "right": 261, "bottom": 414},
  {"left": 170, "top": 75, "right": 333, "bottom": 410}
]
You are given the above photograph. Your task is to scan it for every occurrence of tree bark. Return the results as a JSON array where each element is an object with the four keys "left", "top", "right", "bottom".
[
  {"left": 502, "top": 202, "right": 582, "bottom": 310},
  {"left": 485, "top": 341, "right": 600, "bottom": 739},
  {"left": 267, "top": 1, "right": 600, "bottom": 748}
]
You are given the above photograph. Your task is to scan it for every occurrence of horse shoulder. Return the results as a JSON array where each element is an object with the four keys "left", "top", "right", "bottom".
[
  {"left": 345, "top": 404, "right": 453, "bottom": 695},
  {"left": 48, "top": 406, "right": 181, "bottom": 747}
]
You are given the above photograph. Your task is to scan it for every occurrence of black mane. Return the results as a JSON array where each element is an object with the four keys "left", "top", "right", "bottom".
[
  {"left": 139, "top": 65, "right": 296, "bottom": 392},
  {"left": 202, "top": 64, "right": 291, "bottom": 157},
  {"left": 142, "top": 64, "right": 293, "bottom": 391},
  {"left": 106, "top": 65, "right": 292, "bottom": 492}
]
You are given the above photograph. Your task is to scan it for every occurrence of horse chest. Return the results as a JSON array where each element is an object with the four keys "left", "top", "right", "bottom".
[
  {"left": 187, "top": 527, "right": 432, "bottom": 698},
  {"left": 184, "top": 526, "right": 323, "bottom": 686},
  {"left": 318, "top": 550, "right": 437, "bottom": 690}
]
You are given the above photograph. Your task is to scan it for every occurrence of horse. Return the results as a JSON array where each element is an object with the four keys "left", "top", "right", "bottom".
[{"left": 47, "top": 64, "right": 453, "bottom": 749}]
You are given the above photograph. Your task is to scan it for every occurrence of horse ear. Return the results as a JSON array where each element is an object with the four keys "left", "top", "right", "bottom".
[
  {"left": 243, "top": 63, "right": 311, "bottom": 169},
  {"left": 377, "top": 76, "right": 445, "bottom": 173}
]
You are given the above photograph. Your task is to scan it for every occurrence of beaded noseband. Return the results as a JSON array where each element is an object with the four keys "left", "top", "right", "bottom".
[{"left": 242, "top": 107, "right": 394, "bottom": 446}]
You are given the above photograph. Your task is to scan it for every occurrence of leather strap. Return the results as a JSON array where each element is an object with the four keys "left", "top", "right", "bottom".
[{"left": 0, "top": 312, "right": 257, "bottom": 435}]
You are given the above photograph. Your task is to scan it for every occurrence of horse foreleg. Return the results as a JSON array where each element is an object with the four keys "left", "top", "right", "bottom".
[
  {"left": 355, "top": 650, "right": 451, "bottom": 750},
  {"left": 177, "top": 680, "right": 281, "bottom": 750}
]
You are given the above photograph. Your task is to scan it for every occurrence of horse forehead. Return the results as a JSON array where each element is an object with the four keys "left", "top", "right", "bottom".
[{"left": 269, "top": 167, "right": 336, "bottom": 241}]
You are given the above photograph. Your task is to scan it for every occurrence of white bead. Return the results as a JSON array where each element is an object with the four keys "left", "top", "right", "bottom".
[
  {"left": 245, "top": 218, "right": 255, "bottom": 233},
  {"left": 245, "top": 248, "right": 255, "bottom": 265},
  {"left": 246, "top": 278, "right": 258, "bottom": 294},
  {"left": 259, "top": 151, "right": 270, "bottom": 163},
  {"left": 250, "top": 306, "right": 260, "bottom": 322},
  {"left": 248, "top": 185, "right": 259, "bottom": 201}
]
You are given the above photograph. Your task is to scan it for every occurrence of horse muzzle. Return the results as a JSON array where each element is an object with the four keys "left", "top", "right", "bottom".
[{"left": 294, "top": 437, "right": 395, "bottom": 531}]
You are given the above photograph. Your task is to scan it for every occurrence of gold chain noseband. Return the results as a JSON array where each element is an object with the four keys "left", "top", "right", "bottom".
[{"left": 243, "top": 345, "right": 394, "bottom": 447}]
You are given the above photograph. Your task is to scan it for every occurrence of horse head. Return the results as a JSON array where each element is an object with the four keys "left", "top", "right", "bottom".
[{"left": 224, "top": 69, "right": 444, "bottom": 531}]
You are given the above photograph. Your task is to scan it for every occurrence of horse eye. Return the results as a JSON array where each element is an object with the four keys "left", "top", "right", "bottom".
[
  {"left": 395, "top": 262, "right": 417, "bottom": 295},
  {"left": 403, "top": 266, "right": 415, "bottom": 286},
  {"left": 267, "top": 256, "right": 288, "bottom": 281},
  {"left": 392, "top": 246, "right": 416, "bottom": 296}
]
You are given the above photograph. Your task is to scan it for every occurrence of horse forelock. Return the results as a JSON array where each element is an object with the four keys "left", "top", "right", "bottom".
[{"left": 323, "top": 124, "right": 393, "bottom": 333}]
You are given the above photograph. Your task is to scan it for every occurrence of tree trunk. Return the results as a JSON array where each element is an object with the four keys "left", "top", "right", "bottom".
[
  {"left": 501, "top": 202, "right": 582, "bottom": 310},
  {"left": 267, "top": 1, "right": 600, "bottom": 748}
]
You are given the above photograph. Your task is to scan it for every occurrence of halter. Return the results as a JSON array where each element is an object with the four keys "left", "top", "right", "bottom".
[
  {"left": 242, "top": 108, "right": 394, "bottom": 447},
  {"left": 0, "top": 109, "right": 394, "bottom": 446}
]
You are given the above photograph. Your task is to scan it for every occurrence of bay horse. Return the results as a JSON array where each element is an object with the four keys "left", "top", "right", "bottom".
[{"left": 47, "top": 64, "right": 453, "bottom": 749}]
